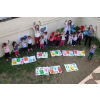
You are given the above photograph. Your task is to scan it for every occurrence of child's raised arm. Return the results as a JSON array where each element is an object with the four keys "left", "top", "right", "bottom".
[
  {"left": 33, "top": 22, "right": 36, "bottom": 27},
  {"left": 7, "top": 40, "right": 10, "bottom": 45},
  {"left": 74, "top": 20, "right": 77, "bottom": 25},
  {"left": 94, "top": 26, "right": 97, "bottom": 32},
  {"left": 84, "top": 25, "right": 88, "bottom": 31},
  {"left": 64, "top": 20, "right": 67, "bottom": 24},
  {"left": 39, "top": 21, "right": 41, "bottom": 26}
]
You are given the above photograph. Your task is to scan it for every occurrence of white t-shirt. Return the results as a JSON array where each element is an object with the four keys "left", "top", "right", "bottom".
[
  {"left": 64, "top": 22, "right": 74, "bottom": 34},
  {"left": 27, "top": 39, "right": 32, "bottom": 44},
  {"left": 33, "top": 27, "right": 40, "bottom": 37},
  {"left": 73, "top": 35, "right": 77, "bottom": 41},
  {"left": 61, "top": 35, "right": 66, "bottom": 40},
  {"left": 68, "top": 35, "right": 73, "bottom": 40},
  {"left": 43, "top": 34, "right": 47, "bottom": 40}
]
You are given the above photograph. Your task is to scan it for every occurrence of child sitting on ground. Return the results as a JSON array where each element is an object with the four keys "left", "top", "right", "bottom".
[
  {"left": 43, "top": 32, "right": 48, "bottom": 48},
  {"left": 2, "top": 40, "right": 11, "bottom": 61},
  {"left": 21, "top": 37, "right": 27, "bottom": 53},
  {"left": 67, "top": 32, "right": 73, "bottom": 45},
  {"left": 55, "top": 31, "right": 61, "bottom": 48},
  {"left": 27, "top": 36, "right": 33, "bottom": 52},
  {"left": 88, "top": 44, "right": 97, "bottom": 60},
  {"left": 60, "top": 32, "right": 67, "bottom": 46},
  {"left": 49, "top": 36, "right": 53, "bottom": 47},
  {"left": 12, "top": 41, "right": 20, "bottom": 57},
  {"left": 77, "top": 31, "right": 83, "bottom": 45},
  {"left": 40, "top": 36, "right": 44, "bottom": 49},
  {"left": 72, "top": 32, "right": 77, "bottom": 47}
]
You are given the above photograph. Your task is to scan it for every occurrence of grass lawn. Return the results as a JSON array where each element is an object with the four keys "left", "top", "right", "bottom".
[{"left": 0, "top": 37, "right": 100, "bottom": 84}]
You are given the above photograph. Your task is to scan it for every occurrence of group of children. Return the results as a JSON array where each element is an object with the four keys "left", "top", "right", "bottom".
[{"left": 1, "top": 21, "right": 98, "bottom": 62}]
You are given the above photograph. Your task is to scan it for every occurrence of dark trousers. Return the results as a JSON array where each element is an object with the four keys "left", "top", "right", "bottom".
[
  {"left": 55, "top": 40, "right": 60, "bottom": 47},
  {"left": 28, "top": 44, "right": 32, "bottom": 49},
  {"left": 72, "top": 40, "right": 76, "bottom": 45},
  {"left": 84, "top": 35, "right": 92, "bottom": 47},
  {"left": 44, "top": 41, "right": 47, "bottom": 45},
  {"left": 22, "top": 47, "right": 27, "bottom": 52},
  {"left": 77, "top": 38, "right": 81, "bottom": 45},
  {"left": 5, "top": 52, "right": 10, "bottom": 59},
  {"left": 49, "top": 41, "right": 53, "bottom": 46}
]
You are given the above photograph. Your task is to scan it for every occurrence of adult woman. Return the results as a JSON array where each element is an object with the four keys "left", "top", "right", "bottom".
[
  {"left": 64, "top": 20, "right": 77, "bottom": 35},
  {"left": 33, "top": 21, "right": 41, "bottom": 48},
  {"left": 84, "top": 25, "right": 97, "bottom": 48}
]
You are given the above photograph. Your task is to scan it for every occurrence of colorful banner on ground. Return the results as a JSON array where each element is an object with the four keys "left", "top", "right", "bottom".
[
  {"left": 50, "top": 50, "right": 62, "bottom": 57},
  {"left": 35, "top": 67, "right": 49, "bottom": 76},
  {"left": 37, "top": 52, "right": 48, "bottom": 59},
  {"left": 64, "top": 63, "right": 78, "bottom": 72},
  {"left": 12, "top": 56, "right": 36, "bottom": 66},
  {"left": 35, "top": 65, "right": 63, "bottom": 76},
  {"left": 62, "top": 50, "right": 85, "bottom": 56}
]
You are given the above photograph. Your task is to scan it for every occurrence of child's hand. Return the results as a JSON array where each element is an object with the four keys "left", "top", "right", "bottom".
[
  {"left": 33, "top": 22, "right": 35, "bottom": 26},
  {"left": 95, "top": 26, "right": 97, "bottom": 29}
]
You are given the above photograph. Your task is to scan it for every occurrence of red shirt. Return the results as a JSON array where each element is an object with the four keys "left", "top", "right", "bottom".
[{"left": 56, "top": 34, "right": 60, "bottom": 41}]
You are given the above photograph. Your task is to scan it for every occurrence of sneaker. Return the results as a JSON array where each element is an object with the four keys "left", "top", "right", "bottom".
[
  {"left": 58, "top": 46, "right": 59, "bottom": 47},
  {"left": 74, "top": 45, "right": 75, "bottom": 46},
  {"left": 6, "top": 59, "right": 8, "bottom": 61},
  {"left": 18, "top": 54, "right": 20, "bottom": 56},
  {"left": 16, "top": 55, "right": 18, "bottom": 57},
  {"left": 28, "top": 49, "right": 30, "bottom": 52},
  {"left": 55, "top": 46, "right": 57, "bottom": 48},
  {"left": 9, "top": 57, "right": 11, "bottom": 59},
  {"left": 31, "top": 48, "right": 33, "bottom": 51},
  {"left": 88, "top": 59, "right": 91, "bottom": 61}
]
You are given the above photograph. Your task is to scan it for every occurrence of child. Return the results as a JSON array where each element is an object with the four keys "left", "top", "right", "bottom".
[
  {"left": 88, "top": 44, "right": 97, "bottom": 60},
  {"left": 55, "top": 31, "right": 60, "bottom": 48},
  {"left": 12, "top": 41, "right": 20, "bottom": 57},
  {"left": 60, "top": 32, "right": 66, "bottom": 46},
  {"left": 21, "top": 37, "right": 27, "bottom": 53},
  {"left": 43, "top": 32, "right": 48, "bottom": 48},
  {"left": 2, "top": 40, "right": 11, "bottom": 61},
  {"left": 40, "top": 36, "right": 44, "bottom": 49},
  {"left": 77, "top": 31, "right": 83, "bottom": 45},
  {"left": 33, "top": 21, "right": 41, "bottom": 48},
  {"left": 72, "top": 33, "right": 77, "bottom": 46},
  {"left": 67, "top": 32, "right": 73, "bottom": 45},
  {"left": 49, "top": 36, "right": 53, "bottom": 47},
  {"left": 27, "top": 36, "right": 33, "bottom": 52}
]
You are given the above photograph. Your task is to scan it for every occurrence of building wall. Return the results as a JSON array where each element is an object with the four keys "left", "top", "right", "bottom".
[
  {"left": 0, "top": 17, "right": 80, "bottom": 57},
  {"left": 79, "top": 17, "right": 100, "bottom": 40}
]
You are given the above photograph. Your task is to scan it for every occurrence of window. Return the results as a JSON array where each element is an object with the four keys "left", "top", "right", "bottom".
[{"left": 0, "top": 17, "right": 19, "bottom": 22}]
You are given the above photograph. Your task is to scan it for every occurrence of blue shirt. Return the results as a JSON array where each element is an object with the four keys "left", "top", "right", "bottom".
[
  {"left": 90, "top": 47, "right": 96, "bottom": 54},
  {"left": 13, "top": 44, "right": 19, "bottom": 51},
  {"left": 22, "top": 41, "right": 27, "bottom": 48}
]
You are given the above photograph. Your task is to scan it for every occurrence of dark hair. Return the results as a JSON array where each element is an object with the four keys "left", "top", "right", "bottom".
[
  {"left": 21, "top": 37, "right": 25, "bottom": 41},
  {"left": 88, "top": 25, "right": 92, "bottom": 30},
  {"left": 44, "top": 32, "right": 47, "bottom": 35},
  {"left": 28, "top": 36, "right": 31, "bottom": 38},
  {"left": 12, "top": 41, "right": 16, "bottom": 47},
  {"left": 2, "top": 43, "right": 7, "bottom": 48},
  {"left": 40, "top": 35, "right": 44, "bottom": 39},
  {"left": 35, "top": 25, "right": 39, "bottom": 31},
  {"left": 68, "top": 20, "right": 72, "bottom": 29},
  {"left": 50, "top": 36, "right": 52, "bottom": 39},
  {"left": 81, "top": 31, "right": 83, "bottom": 33}
]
